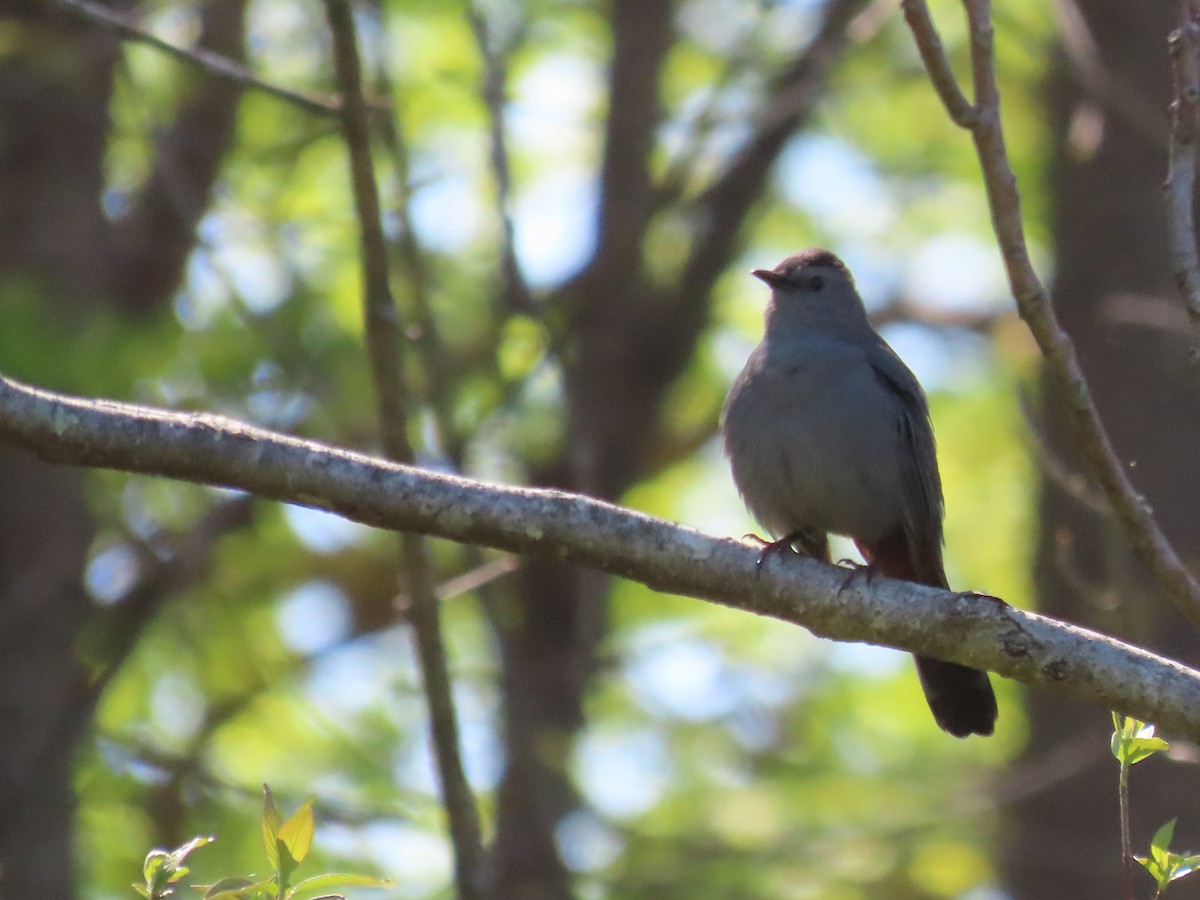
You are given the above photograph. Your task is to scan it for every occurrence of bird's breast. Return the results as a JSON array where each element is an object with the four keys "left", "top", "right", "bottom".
[{"left": 722, "top": 342, "right": 906, "bottom": 544}]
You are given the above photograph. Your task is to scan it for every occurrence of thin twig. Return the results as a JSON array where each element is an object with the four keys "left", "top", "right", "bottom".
[
  {"left": 468, "top": 5, "right": 536, "bottom": 314},
  {"left": 899, "top": 0, "right": 978, "bottom": 126},
  {"left": 395, "top": 556, "right": 519, "bottom": 610},
  {"left": 1166, "top": 1, "right": 1200, "bottom": 377},
  {"left": 11, "top": 373, "right": 1200, "bottom": 740},
  {"left": 324, "top": 3, "right": 484, "bottom": 898},
  {"left": 352, "top": 0, "right": 468, "bottom": 466},
  {"left": 675, "top": 0, "right": 866, "bottom": 306},
  {"left": 1119, "top": 757, "right": 1133, "bottom": 900},
  {"left": 655, "top": 9, "right": 766, "bottom": 206},
  {"left": 51, "top": 0, "right": 349, "bottom": 117},
  {"left": 902, "top": 0, "right": 1200, "bottom": 631},
  {"left": 1015, "top": 389, "right": 1111, "bottom": 515}
]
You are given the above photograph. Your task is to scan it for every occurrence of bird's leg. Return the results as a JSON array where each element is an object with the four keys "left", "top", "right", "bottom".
[
  {"left": 744, "top": 531, "right": 808, "bottom": 576},
  {"left": 837, "top": 544, "right": 878, "bottom": 596}
]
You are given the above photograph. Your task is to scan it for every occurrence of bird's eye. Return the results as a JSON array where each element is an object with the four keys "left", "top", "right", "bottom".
[{"left": 808, "top": 275, "right": 824, "bottom": 291}]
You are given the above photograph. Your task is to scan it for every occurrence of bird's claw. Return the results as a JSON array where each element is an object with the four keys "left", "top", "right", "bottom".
[
  {"left": 745, "top": 532, "right": 802, "bottom": 577},
  {"left": 836, "top": 559, "right": 876, "bottom": 596}
]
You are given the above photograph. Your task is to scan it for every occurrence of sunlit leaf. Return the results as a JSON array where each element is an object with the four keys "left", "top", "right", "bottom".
[{"left": 277, "top": 797, "right": 315, "bottom": 864}]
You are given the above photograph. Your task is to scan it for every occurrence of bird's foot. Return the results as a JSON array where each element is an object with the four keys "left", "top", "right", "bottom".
[
  {"left": 745, "top": 532, "right": 805, "bottom": 577},
  {"left": 835, "top": 558, "right": 877, "bottom": 596}
]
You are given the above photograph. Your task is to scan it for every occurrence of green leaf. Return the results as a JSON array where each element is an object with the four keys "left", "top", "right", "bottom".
[
  {"left": 1127, "top": 737, "right": 1171, "bottom": 766},
  {"left": 170, "top": 835, "right": 216, "bottom": 864},
  {"left": 1173, "top": 856, "right": 1200, "bottom": 881},
  {"left": 1153, "top": 820, "right": 1178, "bottom": 854},
  {"left": 143, "top": 850, "right": 171, "bottom": 885},
  {"left": 1136, "top": 819, "right": 1200, "bottom": 891},
  {"left": 1111, "top": 715, "right": 1169, "bottom": 765},
  {"left": 262, "top": 785, "right": 283, "bottom": 870},
  {"left": 200, "top": 876, "right": 272, "bottom": 899},
  {"left": 1136, "top": 853, "right": 1163, "bottom": 887},
  {"left": 277, "top": 798, "right": 315, "bottom": 864},
  {"left": 289, "top": 872, "right": 393, "bottom": 894},
  {"left": 141, "top": 836, "right": 215, "bottom": 898}
]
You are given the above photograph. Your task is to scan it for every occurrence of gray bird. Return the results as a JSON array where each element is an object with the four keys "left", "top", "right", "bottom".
[{"left": 721, "top": 248, "right": 997, "bottom": 738}]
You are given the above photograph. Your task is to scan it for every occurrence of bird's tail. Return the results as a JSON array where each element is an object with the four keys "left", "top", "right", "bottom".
[
  {"left": 862, "top": 532, "right": 998, "bottom": 738},
  {"left": 913, "top": 655, "right": 997, "bottom": 738}
]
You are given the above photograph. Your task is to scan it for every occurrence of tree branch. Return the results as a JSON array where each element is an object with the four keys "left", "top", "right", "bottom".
[
  {"left": 903, "top": 0, "right": 1200, "bottom": 632},
  {"left": 468, "top": 4, "right": 536, "bottom": 316},
  {"left": 1166, "top": 1, "right": 1200, "bottom": 376},
  {"left": 325, "top": 3, "right": 484, "bottom": 897},
  {"left": 50, "top": 0, "right": 349, "bottom": 117},
  {"left": 900, "top": 0, "right": 977, "bottom": 126},
  {"left": 112, "top": 0, "right": 250, "bottom": 315},
  {"left": 5, "top": 372, "right": 1200, "bottom": 740},
  {"left": 676, "top": 0, "right": 866, "bottom": 308},
  {"left": 581, "top": 0, "right": 675, "bottom": 287}
]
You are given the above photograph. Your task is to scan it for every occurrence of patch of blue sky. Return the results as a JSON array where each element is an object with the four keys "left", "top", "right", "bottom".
[
  {"left": 556, "top": 809, "right": 625, "bottom": 873},
  {"left": 409, "top": 159, "right": 484, "bottom": 253},
  {"left": 276, "top": 580, "right": 352, "bottom": 655},
  {"left": 726, "top": 701, "right": 781, "bottom": 752},
  {"left": 283, "top": 504, "right": 372, "bottom": 553},
  {"left": 86, "top": 543, "right": 141, "bottom": 606},
  {"left": 779, "top": 134, "right": 899, "bottom": 238},
  {"left": 182, "top": 210, "right": 291, "bottom": 324},
  {"left": 215, "top": 240, "right": 291, "bottom": 314},
  {"left": 660, "top": 82, "right": 755, "bottom": 184},
  {"left": 678, "top": 0, "right": 758, "bottom": 50},
  {"left": 510, "top": 54, "right": 601, "bottom": 162},
  {"left": 905, "top": 232, "right": 1009, "bottom": 312},
  {"left": 882, "top": 321, "right": 993, "bottom": 392},
  {"left": 390, "top": 681, "right": 501, "bottom": 796},
  {"left": 318, "top": 821, "right": 450, "bottom": 898},
  {"left": 246, "top": 0, "right": 325, "bottom": 84},
  {"left": 828, "top": 642, "right": 906, "bottom": 677},
  {"left": 512, "top": 172, "right": 598, "bottom": 286},
  {"left": 507, "top": 54, "right": 602, "bottom": 285},
  {"left": 178, "top": 250, "right": 229, "bottom": 331},
  {"left": 150, "top": 672, "right": 205, "bottom": 745},
  {"left": 575, "top": 727, "right": 671, "bottom": 820},
  {"left": 452, "top": 684, "right": 504, "bottom": 792},
  {"left": 304, "top": 637, "right": 410, "bottom": 724},
  {"left": 881, "top": 321, "right": 954, "bottom": 389},
  {"left": 625, "top": 632, "right": 737, "bottom": 722}
]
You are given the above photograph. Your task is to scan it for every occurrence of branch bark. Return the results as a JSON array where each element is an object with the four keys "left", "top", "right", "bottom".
[
  {"left": 902, "top": 0, "right": 1200, "bottom": 632},
  {"left": 1166, "top": 1, "right": 1200, "bottom": 376},
  {"left": 5, "top": 372, "right": 1200, "bottom": 740}
]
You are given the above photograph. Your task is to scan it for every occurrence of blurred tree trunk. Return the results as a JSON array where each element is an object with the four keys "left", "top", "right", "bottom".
[
  {"left": 1002, "top": 0, "right": 1200, "bottom": 895},
  {"left": 0, "top": 7, "right": 119, "bottom": 896},
  {"left": 0, "top": 2, "right": 244, "bottom": 894}
]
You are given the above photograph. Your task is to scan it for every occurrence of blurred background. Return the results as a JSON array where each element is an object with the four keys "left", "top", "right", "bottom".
[{"left": 2, "top": 0, "right": 1199, "bottom": 897}]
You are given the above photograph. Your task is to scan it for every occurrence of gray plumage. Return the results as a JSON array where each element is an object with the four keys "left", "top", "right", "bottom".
[{"left": 721, "top": 248, "right": 996, "bottom": 737}]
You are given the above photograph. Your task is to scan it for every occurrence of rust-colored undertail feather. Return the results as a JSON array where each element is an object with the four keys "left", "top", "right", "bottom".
[{"left": 863, "top": 531, "right": 997, "bottom": 738}]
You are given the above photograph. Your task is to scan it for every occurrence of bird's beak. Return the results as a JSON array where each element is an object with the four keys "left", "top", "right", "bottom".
[{"left": 752, "top": 268, "right": 786, "bottom": 289}]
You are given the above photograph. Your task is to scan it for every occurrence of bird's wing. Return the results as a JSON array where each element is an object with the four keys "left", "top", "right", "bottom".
[{"left": 867, "top": 342, "right": 947, "bottom": 587}]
